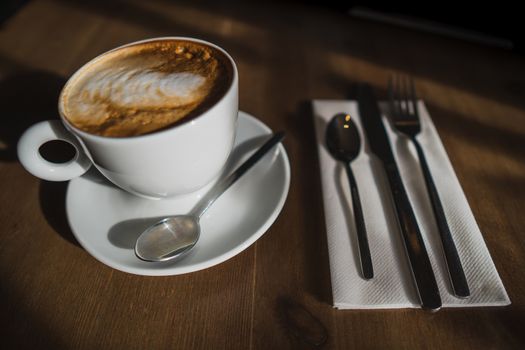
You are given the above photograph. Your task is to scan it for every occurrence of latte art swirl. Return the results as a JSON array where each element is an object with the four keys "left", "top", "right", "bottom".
[
  {"left": 61, "top": 40, "right": 233, "bottom": 137},
  {"left": 82, "top": 70, "right": 207, "bottom": 109}
]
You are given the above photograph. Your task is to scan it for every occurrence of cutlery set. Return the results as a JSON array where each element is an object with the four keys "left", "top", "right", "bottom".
[{"left": 326, "top": 77, "right": 469, "bottom": 311}]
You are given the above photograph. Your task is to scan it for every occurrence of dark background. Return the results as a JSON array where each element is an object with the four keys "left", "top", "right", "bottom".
[{"left": 2, "top": 1, "right": 522, "bottom": 51}]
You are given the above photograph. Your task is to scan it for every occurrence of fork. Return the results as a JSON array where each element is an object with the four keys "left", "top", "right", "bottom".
[{"left": 388, "top": 75, "right": 470, "bottom": 298}]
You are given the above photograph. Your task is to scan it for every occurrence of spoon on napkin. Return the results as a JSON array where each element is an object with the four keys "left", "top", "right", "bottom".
[{"left": 326, "top": 113, "right": 373, "bottom": 279}]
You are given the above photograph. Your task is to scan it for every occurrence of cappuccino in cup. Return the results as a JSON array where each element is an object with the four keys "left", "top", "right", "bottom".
[
  {"left": 18, "top": 37, "right": 239, "bottom": 198},
  {"left": 61, "top": 40, "right": 234, "bottom": 137}
]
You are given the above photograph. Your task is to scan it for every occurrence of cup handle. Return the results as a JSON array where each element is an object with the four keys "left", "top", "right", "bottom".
[{"left": 17, "top": 120, "right": 92, "bottom": 181}]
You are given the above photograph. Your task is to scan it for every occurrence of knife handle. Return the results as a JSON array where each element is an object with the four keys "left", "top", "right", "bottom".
[{"left": 385, "top": 163, "right": 442, "bottom": 311}]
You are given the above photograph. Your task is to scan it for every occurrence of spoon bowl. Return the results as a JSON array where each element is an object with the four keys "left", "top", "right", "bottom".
[
  {"left": 135, "top": 215, "right": 200, "bottom": 262},
  {"left": 326, "top": 113, "right": 361, "bottom": 163}
]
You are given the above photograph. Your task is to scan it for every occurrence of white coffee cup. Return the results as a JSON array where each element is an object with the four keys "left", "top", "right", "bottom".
[{"left": 17, "top": 37, "right": 238, "bottom": 199}]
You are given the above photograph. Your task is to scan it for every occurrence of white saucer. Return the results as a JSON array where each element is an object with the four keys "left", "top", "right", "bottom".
[{"left": 66, "top": 111, "right": 291, "bottom": 276}]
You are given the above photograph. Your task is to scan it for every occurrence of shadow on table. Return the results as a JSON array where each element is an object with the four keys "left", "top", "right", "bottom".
[
  {"left": 0, "top": 56, "right": 67, "bottom": 162},
  {"left": 0, "top": 56, "right": 83, "bottom": 247},
  {"left": 39, "top": 180, "right": 81, "bottom": 248},
  {"left": 0, "top": 0, "right": 30, "bottom": 24},
  {"left": 0, "top": 282, "right": 65, "bottom": 348},
  {"left": 284, "top": 101, "right": 333, "bottom": 305}
]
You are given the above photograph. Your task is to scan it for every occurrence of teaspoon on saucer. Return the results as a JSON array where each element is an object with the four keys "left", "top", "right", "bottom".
[
  {"left": 135, "top": 131, "right": 285, "bottom": 262},
  {"left": 326, "top": 113, "right": 373, "bottom": 279}
]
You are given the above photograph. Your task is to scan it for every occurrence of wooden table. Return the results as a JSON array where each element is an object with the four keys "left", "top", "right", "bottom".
[{"left": 1, "top": 1, "right": 524, "bottom": 348}]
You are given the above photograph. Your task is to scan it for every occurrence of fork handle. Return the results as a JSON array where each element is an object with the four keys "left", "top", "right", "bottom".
[
  {"left": 344, "top": 162, "right": 374, "bottom": 280},
  {"left": 411, "top": 137, "right": 470, "bottom": 298}
]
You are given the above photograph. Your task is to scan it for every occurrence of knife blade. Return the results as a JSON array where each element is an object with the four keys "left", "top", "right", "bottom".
[{"left": 357, "top": 83, "right": 442, "bottom": 311}]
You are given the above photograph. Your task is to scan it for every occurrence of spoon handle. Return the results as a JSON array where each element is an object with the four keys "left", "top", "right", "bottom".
[
  {"left": 190, "top": 132, "right": 285, "bottom": 218},
  {"left": 344, "top": 162, "right": 374, "bottom": 280}
]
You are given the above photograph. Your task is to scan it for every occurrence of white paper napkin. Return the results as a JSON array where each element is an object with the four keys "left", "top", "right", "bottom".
[{"left": 313, "top": 100, "right": 510, "bottom": 309}]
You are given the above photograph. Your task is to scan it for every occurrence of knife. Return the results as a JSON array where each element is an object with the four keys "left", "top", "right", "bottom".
[{"left": 357, "top": 83, "right": 442, "bottom": 311}]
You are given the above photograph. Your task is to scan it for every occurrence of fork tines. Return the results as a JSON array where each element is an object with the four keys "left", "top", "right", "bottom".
[{"left": 388, "top": 75, "right": 419, "bottom": 122}]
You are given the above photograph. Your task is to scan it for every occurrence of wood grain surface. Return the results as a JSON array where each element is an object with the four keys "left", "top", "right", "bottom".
[{"left": 1, "top": 1, "right": 524, "bottom": 349}]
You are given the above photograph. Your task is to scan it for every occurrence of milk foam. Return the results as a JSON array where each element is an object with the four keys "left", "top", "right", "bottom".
[{"left": 82, "top": 69, "right": 206, "bottom": 110}]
